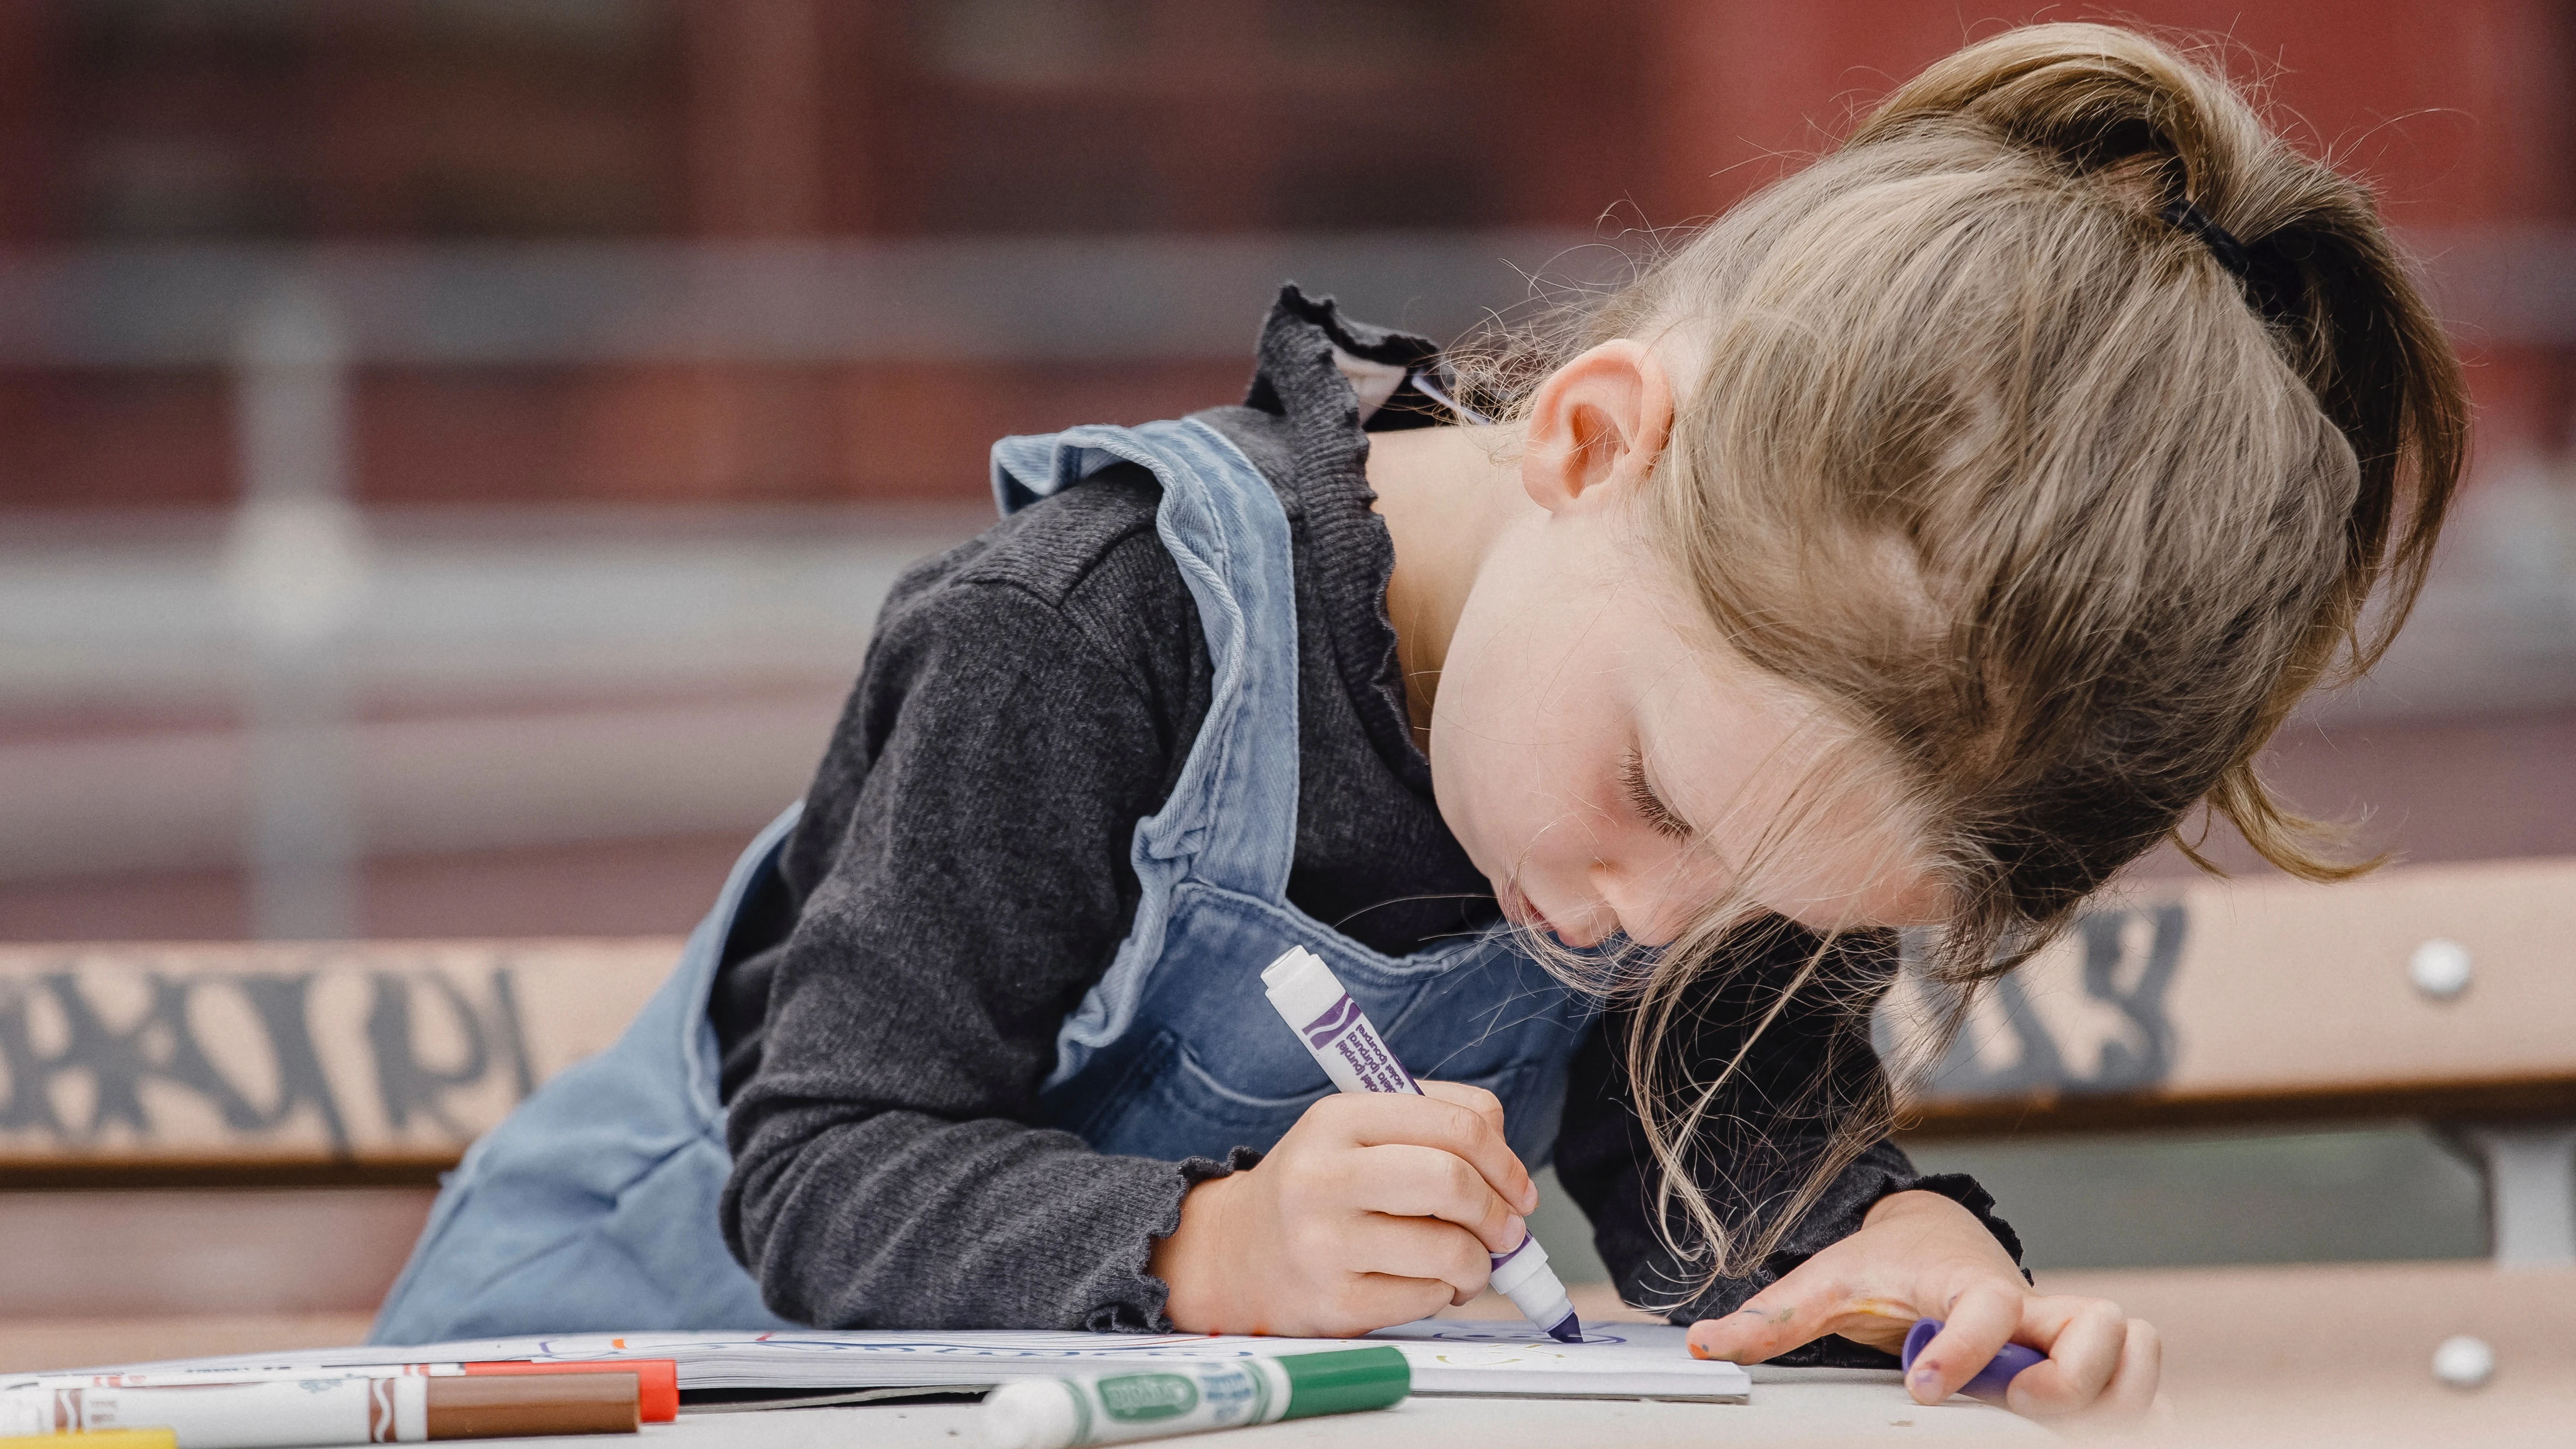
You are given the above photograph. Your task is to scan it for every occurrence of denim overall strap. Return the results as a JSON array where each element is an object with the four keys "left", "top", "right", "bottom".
[
  {"left": 1008, "top": 420, "right": 1604, "bottom": 1167},
  {"left": 990, "top": 419, "right": 1300, "bottom": 1089}
]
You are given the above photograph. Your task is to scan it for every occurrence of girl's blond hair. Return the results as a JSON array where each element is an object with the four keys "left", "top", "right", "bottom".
[{"left": 1461, "top": 23, "right": 2467, "bottom": 1291}]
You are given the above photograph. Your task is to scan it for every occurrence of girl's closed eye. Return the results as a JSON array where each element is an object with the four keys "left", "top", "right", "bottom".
[{"left": 1619, "top": 749, "right": 1694, "bottom": 841}]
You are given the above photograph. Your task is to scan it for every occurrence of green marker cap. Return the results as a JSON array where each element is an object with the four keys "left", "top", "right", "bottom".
[{"left": 1276, "top": 1346, "right": 1410, "bottom": 1420}]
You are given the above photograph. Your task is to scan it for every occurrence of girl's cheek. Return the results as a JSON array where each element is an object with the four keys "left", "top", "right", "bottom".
[{"left": 1431, "top": 728, "right": 1520, "bottom": 880}]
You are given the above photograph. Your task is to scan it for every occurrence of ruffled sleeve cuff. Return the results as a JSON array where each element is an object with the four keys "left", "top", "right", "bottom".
[{"left": 1084, "top": 1147, "right": 1267, "bottom": 1333}]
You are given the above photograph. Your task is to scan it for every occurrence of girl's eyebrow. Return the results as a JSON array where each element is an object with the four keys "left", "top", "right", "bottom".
[{"left": 1619, "top": 747, "right": 1698, "bottom": 840}]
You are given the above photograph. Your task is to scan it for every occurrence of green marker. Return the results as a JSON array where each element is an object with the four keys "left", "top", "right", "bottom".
[{"left": 978, "top": 1346, "right": 1408, "bottom": 1448}]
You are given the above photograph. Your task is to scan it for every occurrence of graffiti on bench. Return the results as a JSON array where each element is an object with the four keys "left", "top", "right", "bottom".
[
  {"left": 0, "top": 967, "right": 532, "bottom": 1154},
  {"left": 1877, "top": 902, "right": 2188, "bottom": 1100},
  {"left": 0, "top": 941, "right": 675, "bottom": 1164}
]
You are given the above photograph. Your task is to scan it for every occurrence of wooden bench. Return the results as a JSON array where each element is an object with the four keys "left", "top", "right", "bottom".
[
  {"left": 0, "top": 939, "right": 687, "bottom": 1361},
  {"left": 5, "top": 856, "right": 2568, "bottom": 1249},
  {"left": 0, "top": 938, "right": 678, "bottom": 1187},
  {"left": 1888, "top": 856, "right": 2576, "bottom": 1264}
]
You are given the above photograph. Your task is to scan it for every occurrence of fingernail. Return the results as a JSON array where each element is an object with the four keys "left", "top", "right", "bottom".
[
  {"left": 1504, "top": 1214, "right": 1528, "bottom": 1245},
  {"left": 1908, "top": 1364, "right": 1939, "bottom": 1394}
]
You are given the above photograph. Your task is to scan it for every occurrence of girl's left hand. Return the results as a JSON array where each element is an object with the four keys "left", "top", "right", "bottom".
[{"left": 1684, "top": 1189, "right": 2165, "bottom": 1425}]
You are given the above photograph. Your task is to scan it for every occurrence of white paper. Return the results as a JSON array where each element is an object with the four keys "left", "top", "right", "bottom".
[{"left": 35, "top": 1321, "right": 1748, "bottom": 1403}]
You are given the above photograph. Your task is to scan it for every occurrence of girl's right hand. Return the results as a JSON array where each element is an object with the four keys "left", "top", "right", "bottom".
[{"left": 1150, "top": 1080, "right": 1540, "bottom": 1337}]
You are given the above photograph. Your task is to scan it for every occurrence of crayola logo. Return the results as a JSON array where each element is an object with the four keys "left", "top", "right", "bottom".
[
  {"left": 1099, "top": 1373, "right": 1198, "bottom": 1422},
  {"left": 1301, "top": 995, "right": 1364, "bottom": 1050}
]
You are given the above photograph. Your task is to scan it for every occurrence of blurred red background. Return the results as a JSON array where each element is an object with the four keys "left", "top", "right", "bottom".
[{"left": 0, "top": 0, "right": 2564, "bottom": 506}]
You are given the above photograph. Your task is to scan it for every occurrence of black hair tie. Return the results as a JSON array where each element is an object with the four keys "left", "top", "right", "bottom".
[
  {"left": 2161, "top": 198, "right": 2300, "bottom": 324},
  {"left": 2160, "top": 199, "right": 2251, "bottom": 280}
]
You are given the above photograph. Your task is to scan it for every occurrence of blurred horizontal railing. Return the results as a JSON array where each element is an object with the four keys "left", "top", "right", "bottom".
[
  {"left": 0, "top": 231, "right": 1622, "bottom": 367},
  {"left": 0, "top": 225, "right": 2561, "bottom": 368},
  {"left": 0, "top": 506, "right": 969, "bottom": 715}
]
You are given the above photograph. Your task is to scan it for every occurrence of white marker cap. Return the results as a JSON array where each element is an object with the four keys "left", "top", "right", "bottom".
[
  {"left": 981, "top": 1379, "right": 1079, "bottom": 1449},
  {"left": 1261, "top": 946, "right": 1341, "bottom": 1025}
]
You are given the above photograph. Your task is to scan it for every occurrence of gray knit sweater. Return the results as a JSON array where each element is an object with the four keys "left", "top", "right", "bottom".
[{"left": 711, "top": 288, "right": 2017, "bottom": 1366}]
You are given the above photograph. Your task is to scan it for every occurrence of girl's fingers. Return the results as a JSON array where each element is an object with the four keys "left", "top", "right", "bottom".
[
  {"left": 1905, "top": 1278, "right": 2022, "bottom": 1406},
  {"left": 1337, "top": 1273, "right": 1463, "bottom": 1331},
  {"left": 1683, "top": 1261, "right": 1881, "bottom": 1364},
  {"left": 1343, "top": 1212, "right": 1493, "bottom": 1302},
  {"left": 1313, "top": 1091, "right": 1537, "bottom": 1216},
  {"left": 1687, "top": 1289, "right": 1822, "bottom": 1364},
  {"left": 1349, "top": 1142, "right": 1526, "bottom": 1254},
  {"left": 1415, "top": 1079, "right": 1510, "bottom": 1141},
  {"left": 1285, "top": 1261, "right": 1458, "bottom": 1338},
  {"left": 2089, "top": 1318, "right": 2164, "bottom": 1422},
  {"left": 2001, "top": 1295, "right": 2127, "bottom": 1415}
]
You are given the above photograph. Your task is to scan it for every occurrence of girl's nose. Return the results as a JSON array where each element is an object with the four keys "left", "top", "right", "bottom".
[{"left": 1586, "top": 859, "right": 1681, "bottom": 948}]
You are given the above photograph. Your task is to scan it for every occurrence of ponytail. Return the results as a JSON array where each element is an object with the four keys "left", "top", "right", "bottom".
[{"left": 1854, "top": 22, "right": 2468, "bottom": 882}]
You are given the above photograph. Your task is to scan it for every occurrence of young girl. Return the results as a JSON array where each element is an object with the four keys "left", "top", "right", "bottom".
[{"left": 374, "top": 24, "right": 2464, "bottom": 1424}]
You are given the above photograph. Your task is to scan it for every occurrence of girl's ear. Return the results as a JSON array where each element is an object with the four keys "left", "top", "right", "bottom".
[{"left": 1520, "top": 339, "right": 1675, "bottom": 516}]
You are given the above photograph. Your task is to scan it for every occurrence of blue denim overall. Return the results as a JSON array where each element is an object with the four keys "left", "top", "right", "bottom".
[{"left": 369, "top": 418, "right": 1598, "bottom": 1344}]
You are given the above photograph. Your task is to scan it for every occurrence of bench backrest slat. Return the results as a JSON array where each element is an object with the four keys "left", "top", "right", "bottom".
[
  {"left": 5, "top": 856, "right": 2566, "bottom": 1172},
  {"left": 1890, "top": 858, "right": 2576, "bottom": 1132}
]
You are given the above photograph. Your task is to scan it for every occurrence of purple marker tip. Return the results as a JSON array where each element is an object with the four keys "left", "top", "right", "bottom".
[
  {"left": 1900, "top": 1318, "right": 2044, "bottom": 1406},
  {"left": 1545, "top": 1312, "right": 1582, "bottom": 1344}
]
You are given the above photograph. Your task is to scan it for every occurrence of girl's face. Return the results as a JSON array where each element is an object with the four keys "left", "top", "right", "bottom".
[
  {"left": 1432, "top": 511, "right": 1941, "bottom": 948},
  {"left": 1401, "top": 333, "right": 1943, "bottom": 949}
]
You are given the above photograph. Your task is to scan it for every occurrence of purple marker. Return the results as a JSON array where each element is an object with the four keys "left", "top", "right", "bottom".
[
  {"left": 1900, "top": 1318, "right": 2045, "bottom": 1405},
  {"left": 1261, "top": 946, "right": 1582, "bottom": 1343}
]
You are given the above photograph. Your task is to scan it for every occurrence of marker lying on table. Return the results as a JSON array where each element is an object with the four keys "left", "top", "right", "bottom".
[
  {"left": 981, "top": 1346, "right": 1408, "bottom": 1449},
  {"left": 1900, "top": 1319, "right": 2045, "bottom": 1406},
  {"left": 0, "top": 1433, "right": 176, "bottom": 1449},
  {"left": 0, "top": 1372, "right": 640, "bottom": 1447},
  {"left": 1261, "top": 946, "right": 1582, "bottom": 1343},
  {"left": 19, "top": 1364, "right": 678, "bottom": 1425}
]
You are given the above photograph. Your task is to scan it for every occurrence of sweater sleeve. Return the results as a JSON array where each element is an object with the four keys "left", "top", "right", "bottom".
[
  {"left": 720, "top": 568, "right": 1222, "bottom": 1332},
  {"left": 1552, "top": 925, "right": 2025, "bottom": 1369}
]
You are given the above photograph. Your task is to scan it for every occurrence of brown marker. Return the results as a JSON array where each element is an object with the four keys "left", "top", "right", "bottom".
[
  {"left": 464, "top": 1364, "right": 677, "bottom": 1424},
  {"left": 426, "top": 1373, "right": 639, "bottom": 1439},
  {"left": 2, "top": 1371, "right": 638, "bottom": 1445},
  {"left": 26, "top": 1362, "right": 678, "bottom": 1427}
]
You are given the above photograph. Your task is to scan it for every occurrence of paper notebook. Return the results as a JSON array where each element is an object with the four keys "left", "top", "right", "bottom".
[{"left": 50, "top": 1321, "right": 1750, "bottom": 1404}]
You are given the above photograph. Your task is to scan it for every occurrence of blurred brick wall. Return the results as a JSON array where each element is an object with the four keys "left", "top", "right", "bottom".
[
  {"left": 0, "top": 0, "right": 1645, "bottom": 508},
  {"left": 0, "top": 1, "right": 2562, "bottom": 509}
]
